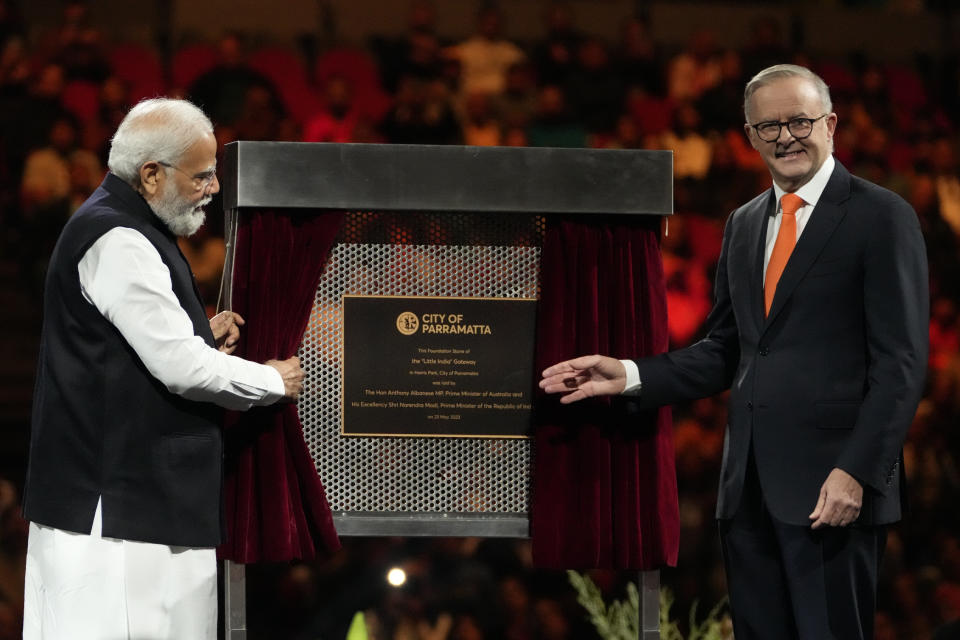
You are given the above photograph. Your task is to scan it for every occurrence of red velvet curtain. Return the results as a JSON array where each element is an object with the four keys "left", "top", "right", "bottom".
[
  {"left": 219, "top": 209, "right": 343, "bottom": 563},
  {"left": 532, "top": 216, "right": 679, "bottom": 570}
]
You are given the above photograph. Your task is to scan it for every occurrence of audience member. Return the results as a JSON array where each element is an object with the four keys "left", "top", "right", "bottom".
[
  {"left": 491, "top": 62, "right": 538, "bottom": 130},
  {"left": 666, "top": 29, "right": 722, "bottom": 102},
  {"left": 564, "top": 37, "right": 625, "bottom": 134},
  {"left": 188, "top": 32, "right": 284, "bottom": 132},
  {"left": 380, "top": 75, "right": 461, "bottom": 145},
  {"left": 372, "top": 0, "right": 443, "bottom": 92},
  {"left": 614, "top": 16, "right": 664, "bottom": 96},
  {"left": 531, "top": 2, "right": 582, "bottom": 86},
  {"left": 526, "top": 84, "right": 586, "bottom": 148},
  {"left": 444, "top": 6, "right": 525, "bottom": 99},
  {"left": 303, "top": 75, "right": 362, "bottom": 143}
]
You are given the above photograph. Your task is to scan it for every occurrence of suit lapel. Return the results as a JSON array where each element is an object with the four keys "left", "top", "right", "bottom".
[
  {"left": 747, "top": 192, "right": 775, "bottom": 331},
  {"left": 763, "top": 162, "right": 852, "bottom": 329}
]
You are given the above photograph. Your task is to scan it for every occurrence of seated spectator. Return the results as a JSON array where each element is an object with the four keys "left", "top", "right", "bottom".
[
  {"left": 0, "top": 35, "right": 28, "bottom": 93},
  {"left": 371, "top": 0, "right": 441, "bottom": 92},
  {"left": 188, "top": 31, "right": 284, "bottom": 130},
  {"left": 20, "top": 114, "right": 102, "bottom": 217},
  {"left": 531, "top": 2, "right": 582, "bottom": 86},
  {"left": 80, "top": 74, "right": 132, "bottom": 162},
  {"left": 234, "top": 83, "right": 292, "bottom": 142},
  {"left": 595, "top": 114, "right": 642, "bottom": 150},
  {"left": 564, "top": 37, "right": 624, "bottom": 134},
  {"left": 491, "top": 62, "right": 537, "bottom": 129},
  {"left": 1, "top": 63, "right": 69, "bottom": 185},
  {"left": 303, "top": 75, "right": 362, "bottom": 143},
  {"left": 740, "top": 15, "right": 789, "bottom": 79},
  {"left": 380, "top": 75, "right": 461, "bottom": 145},
  {"left": 527, "top": 85, "right": 586, "bottom": 148},
  {"left": 695, "top": 49, "right": 744, "bottom": 132},
  {"left": 614, "top": 16, "right": 664, "bottom": 97},
  {"left": 35, "top": 0, "right": 108, "bottom": 84},
  {"left": 444, "top": 5, "right": 525, "bottom": 100},
  {"left": 667, "top": 29, "right": 722, "bottom": 102},
  {"left": 650, "top": 101, "right": 712, "bottom": 180},
  {"left": 18, "top": 113, "right": 102, "bottom": 293}
]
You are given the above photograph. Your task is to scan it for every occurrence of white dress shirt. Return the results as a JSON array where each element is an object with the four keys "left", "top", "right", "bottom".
[
  {"left": 77, "top": 226, "right": 284, "bottom": 408},
  {"left": 621, "top": 155, "right": 837, "bottom": 394}
]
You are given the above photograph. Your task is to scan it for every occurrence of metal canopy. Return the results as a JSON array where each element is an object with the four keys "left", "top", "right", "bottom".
[{"left": 222, "top": 141, "right": 673, "bottom": 216}]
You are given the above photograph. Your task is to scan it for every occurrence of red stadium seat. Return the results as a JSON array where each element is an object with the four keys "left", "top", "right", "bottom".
[
  {"left": 109, "top": 43, "right": 165, "bottom": 102},
  {"left": 61, "top": 79, "right": 100, "bottom": 122},
  {"left": 171, "top": 43, "right": 219, "bottom": 91}
]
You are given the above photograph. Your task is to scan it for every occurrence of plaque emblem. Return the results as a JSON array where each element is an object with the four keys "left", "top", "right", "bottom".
[{"left": 396, "top": 312, "right": 419, "bottom": 335}]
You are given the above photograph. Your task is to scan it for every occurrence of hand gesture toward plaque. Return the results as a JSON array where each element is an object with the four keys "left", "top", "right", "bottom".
[
  {"left": 265, "top": 356, "right": 306, "bottom": 401},
  {"left": 539, "top": 354, "right": 626, "bottom": 404}
]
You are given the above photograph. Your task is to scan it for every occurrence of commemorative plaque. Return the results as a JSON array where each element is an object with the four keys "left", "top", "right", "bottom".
[{"left": 342, "top": 295, "right": 537, "bottom": 437}]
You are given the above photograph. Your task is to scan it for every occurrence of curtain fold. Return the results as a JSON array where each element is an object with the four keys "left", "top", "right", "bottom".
[
  {"left": 532, "top": 216, "right": 679, "bottom": 570},
  {"left": 218, "top": 209, "right": 344, "bottom": 563}
]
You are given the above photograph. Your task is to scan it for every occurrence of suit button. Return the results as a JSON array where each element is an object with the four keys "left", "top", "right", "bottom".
[
  {"left": 759, "top": 347, "right": 769, "bottom": 356},
  {"left": 747, "top": 402, "right": 753, "bottom": 410}
]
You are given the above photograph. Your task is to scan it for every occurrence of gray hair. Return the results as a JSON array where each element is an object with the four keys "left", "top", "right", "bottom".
[
  {"left": 107, "top": 98, "right": 214, "bottom": 185},
  {"left": 743, "top": 64, "right": 832, "bottom": 122}
]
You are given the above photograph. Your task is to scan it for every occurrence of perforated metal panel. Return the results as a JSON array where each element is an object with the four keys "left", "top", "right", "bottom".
[{"left": 297, "top": 211, "right": 542, "bottom": 516}]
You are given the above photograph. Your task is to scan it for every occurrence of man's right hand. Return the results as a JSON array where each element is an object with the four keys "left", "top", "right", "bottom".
[
  {"left": 539, "top": 355, "right": 627, "bottom": 404},
  {"left": 265, "top": 356, "right": 305, "bottom": 401}
]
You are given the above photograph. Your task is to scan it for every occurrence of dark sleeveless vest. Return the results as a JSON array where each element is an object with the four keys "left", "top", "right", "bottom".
[{"left": 23, "top": 173, "right": 224, "bottom": 547}]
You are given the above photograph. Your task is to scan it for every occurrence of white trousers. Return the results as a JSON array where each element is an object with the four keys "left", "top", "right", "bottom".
[{"left": 23, "top": 500, "right": 217, "bottom": 640}]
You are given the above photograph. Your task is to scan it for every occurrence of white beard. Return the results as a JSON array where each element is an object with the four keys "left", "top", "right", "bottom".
[{"left": 150, "top": 180, "right": 210, "bottom": 237}]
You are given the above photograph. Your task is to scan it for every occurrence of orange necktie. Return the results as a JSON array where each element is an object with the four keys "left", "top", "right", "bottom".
[{"left": 764, "top": 193, "right": 804, "bottom": 316}]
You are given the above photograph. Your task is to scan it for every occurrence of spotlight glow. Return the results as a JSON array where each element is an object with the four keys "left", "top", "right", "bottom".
[{"left": 386, "top": 567, "right": 406, "bottom": 587}]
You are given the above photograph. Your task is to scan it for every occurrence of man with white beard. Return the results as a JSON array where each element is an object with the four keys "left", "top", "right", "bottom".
[{"left": 21, "top": 98, "right": 305, "bottom": 639}]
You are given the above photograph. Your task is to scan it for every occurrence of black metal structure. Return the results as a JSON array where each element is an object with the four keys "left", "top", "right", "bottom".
[{"left": 221, "top": 141, "right": 673, "bottom": 639}]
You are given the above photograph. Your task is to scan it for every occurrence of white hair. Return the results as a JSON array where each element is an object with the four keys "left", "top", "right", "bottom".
[
  {"left": 107, "top": 98, "right": 213, "bottom": 185},
  {"left": 743, "top": 64, "right": 832, "bottom": 122}
]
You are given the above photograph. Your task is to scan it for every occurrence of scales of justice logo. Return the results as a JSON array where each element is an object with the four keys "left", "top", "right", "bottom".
[{"left": 396, "top": 312, "right": 419, "bottom": 335}]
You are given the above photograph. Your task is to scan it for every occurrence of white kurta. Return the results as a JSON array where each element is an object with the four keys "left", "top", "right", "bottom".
[{"left": 24, "top": 226, "right": 286, "bottom": 640}]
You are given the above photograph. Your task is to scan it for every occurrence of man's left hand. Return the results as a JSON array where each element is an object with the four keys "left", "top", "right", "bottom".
[
  {"left": 809, "top": 467, "right": 863, "bottom": 529},
  {"left": 210, "top": 311, "right": 245, "bottom": 354}
]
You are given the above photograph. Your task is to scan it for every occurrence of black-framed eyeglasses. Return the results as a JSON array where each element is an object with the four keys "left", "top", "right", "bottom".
[
  {"left": 748, "top": 114, "right": 828, "bottom": 142},
  {"left": 159, "top": 161, "right": 217, "bottom": 191}
]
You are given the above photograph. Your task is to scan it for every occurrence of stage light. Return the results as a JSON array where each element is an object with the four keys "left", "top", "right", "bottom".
[{"left": 386, "top": 567, "right": 406, "bottom": 587}]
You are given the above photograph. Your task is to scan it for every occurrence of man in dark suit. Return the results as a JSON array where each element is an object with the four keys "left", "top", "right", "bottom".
[
  {"left": 22, "top": 98, "right": 305, "bottom": 639},
  {"left": 540, "top": 64, "right": 928, "bottom": 639}
]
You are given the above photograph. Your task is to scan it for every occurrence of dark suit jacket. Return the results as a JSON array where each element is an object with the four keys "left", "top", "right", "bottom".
[{"left": 632, "top": 162, "right": 928, "bottom": 526}]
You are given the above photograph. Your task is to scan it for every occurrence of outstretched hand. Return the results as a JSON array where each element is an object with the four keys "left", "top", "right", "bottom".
[
  {"left": 539, "top": 354, "right": 627, "bottom": 404},
  {"left": 210, "top": 311, "right": 245, "bottom": 354}
]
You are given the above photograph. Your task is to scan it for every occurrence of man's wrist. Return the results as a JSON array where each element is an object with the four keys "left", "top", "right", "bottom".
[{"left": 620, "top": 359, "right": 641, "bottom": 395}]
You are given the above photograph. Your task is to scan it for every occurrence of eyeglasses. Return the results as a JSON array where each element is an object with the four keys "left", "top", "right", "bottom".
[
  {"left": 748, "top": 114, "right": 828, "bottom": 142},
  {"left": 159, "top": 161, "right": 217, "bottom": 191}
]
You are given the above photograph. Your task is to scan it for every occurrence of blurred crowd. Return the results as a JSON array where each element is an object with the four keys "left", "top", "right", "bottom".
[{"left": 1, "top": 0, "right": 959, "bottom": 638}]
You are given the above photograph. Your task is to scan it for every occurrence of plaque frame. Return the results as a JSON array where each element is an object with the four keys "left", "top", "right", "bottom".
[{"left": 341, "top": 294, "right": 538, "bottom": 439}]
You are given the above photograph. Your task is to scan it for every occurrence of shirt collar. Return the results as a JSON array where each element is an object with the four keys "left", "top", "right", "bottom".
[{"left": 772, "top": 154, "right": 835, "bottom": 211}]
